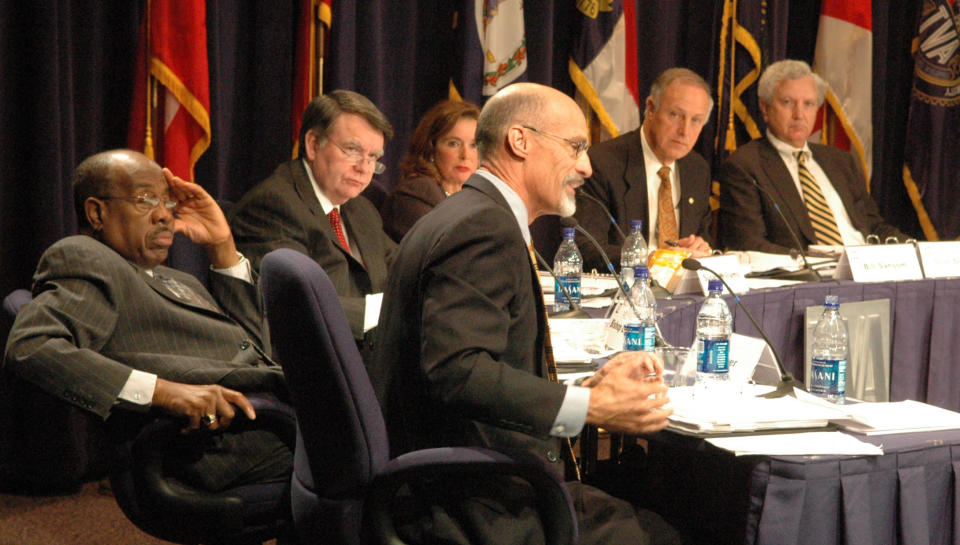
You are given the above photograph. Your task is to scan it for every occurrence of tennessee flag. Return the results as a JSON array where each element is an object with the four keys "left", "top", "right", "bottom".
[
  {"left": 812, "top": 0, "right": 872, "bottom": 180},
  {"left": 128, "top": 0, "right": 211, "bottom": 181}
]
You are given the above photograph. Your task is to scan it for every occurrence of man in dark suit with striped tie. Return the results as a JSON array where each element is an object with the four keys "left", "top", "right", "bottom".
[
  {"left": 719, "top": 59, "right": 906, "bottom": 253},
  {"left": 3, "top": 150, "right": 291, "bottom": 491}
]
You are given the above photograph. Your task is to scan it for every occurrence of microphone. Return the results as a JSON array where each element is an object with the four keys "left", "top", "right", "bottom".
[
  {"left": 576, "top": 189, "right": 627, "bottom": 242},
  {"left": 533, "top": 248, "right": 591, "bottom": 319},
  {"left": 562, "top": 217, "right": 672, "bottom": 347},
  {"left": 745, "top": 175, "right": 822, "bottom": 282},
  {"left": 681, "top": 258, "right": 805, "bottom": 398}
]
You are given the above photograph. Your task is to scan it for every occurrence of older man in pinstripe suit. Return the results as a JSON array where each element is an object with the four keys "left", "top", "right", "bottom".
[{"left": 3, "top": 150, "right": 291, "bottom": 491}]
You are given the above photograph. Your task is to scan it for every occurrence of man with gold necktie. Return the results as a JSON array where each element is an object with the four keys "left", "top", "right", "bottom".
[
  {"left": 575, "top": 67, "right": 715, "bottom": 272},
  {"left": 719, "top": 59, "right": 906, "bottom": 253}
]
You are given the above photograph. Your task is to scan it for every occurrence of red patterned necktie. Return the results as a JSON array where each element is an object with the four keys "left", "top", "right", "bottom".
[{"left": 328, "top": 208, "right": 351, "bottom": 255}]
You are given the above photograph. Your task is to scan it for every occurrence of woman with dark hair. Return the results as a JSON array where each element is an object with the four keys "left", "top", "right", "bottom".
[{"left": 382, "top": 100, "right": 480, "bottom": 241}]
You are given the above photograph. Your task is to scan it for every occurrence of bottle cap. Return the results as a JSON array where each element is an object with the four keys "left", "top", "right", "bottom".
[
  {"left": 824, "top": 294, "right": 839, "bottom": 308},
  {"left": 708, "top": 279, "right": 723, "bottom": 292},
  {"left": 630, "top": 219, "right": 644, "bottom": 232},
  {"left": 561, "top": 227, "right": 575, "bottom": 238},
  {"left": 633, "top": 266, "right": 649, "bottom": 279}
]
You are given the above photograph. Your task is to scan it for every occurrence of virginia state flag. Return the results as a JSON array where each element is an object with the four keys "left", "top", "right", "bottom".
[
  {"left": 128, "top": 0, "right": 211, "bottom": 181},
  {"left": 812, "top": 0, "right": 872, "bottom": 179},
  {"left": 903, "top": 0, "right": 960, "bottom": 240},
  {"left": 569, "top": 0, "right": 640, "bottom": 138},
  {"left": 452, "top": 0, "right": 527, "bottom": 104}
]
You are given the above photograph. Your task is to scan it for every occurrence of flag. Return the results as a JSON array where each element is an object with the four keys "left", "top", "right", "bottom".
[
  {"left": 903, "top": 0, "right": 960, "bottom": 241},
  {"left": 128, "top": 0, "right": 211, "bottom": 181},
  {"left": 812, "top": 0, "right": 872, "bottom": 180},
  {"left": 713, "top": 0, "right": 789, "bottom": 163},
  {"left": 569, "top": 0, "right": 640, "bottom": 138},
  {"left": 292, "top": 0, "right": 331, "bottom": 157},
  {"left": 451, "top": 0, "right": 527, "bottom": 104}
]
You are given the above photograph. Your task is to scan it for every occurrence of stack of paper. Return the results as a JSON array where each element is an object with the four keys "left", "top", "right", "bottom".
[
  {"left": 667, "top": 384, "right": 849, "bottom": 434},
  {"left": 832, "top": 400, "right": 960, "bottom": 435},
  {"left": 707, "top": 431, "right": 884, "bottom": 456}
]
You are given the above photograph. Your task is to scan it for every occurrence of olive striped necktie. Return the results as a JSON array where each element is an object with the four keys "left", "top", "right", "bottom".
[{"left": 795, "top": 151, "right": 844, "bottom": 246}]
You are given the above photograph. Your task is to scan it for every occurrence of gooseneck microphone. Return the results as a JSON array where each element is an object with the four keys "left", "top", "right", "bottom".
[
  {"left": 576, "top": 188, "right": 627, "bottom": 242},
  {"left": 681, "top": 257, "right": 805, "bottom": 397},
  {"left": 744, "top": 175, "right": 822, "bottom": 282},
  {"left": 561, "top": 217, "right": 672, "bottom": 347},
  {"left": 532, "top": 247, "right": 591, "bottom": 319}
]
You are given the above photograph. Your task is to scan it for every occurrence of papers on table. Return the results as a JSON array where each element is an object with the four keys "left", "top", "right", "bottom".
[
  {"left": 547, "top": 318, "right": 612, "bottom": 364},
  {"left": 667, "top": 384, "right": 849, "bottom": 435},
  {"left": 832, "top": 399, "right": 960, "bottom": 435},
  {"left": 539, "top": 272, "right": 618, "bottom": 308},
  {"left": 707, "top": 431, "right": 884, "bottom": 456}
]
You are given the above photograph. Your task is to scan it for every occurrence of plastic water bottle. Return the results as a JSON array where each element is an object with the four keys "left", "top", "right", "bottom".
[
  {"left": 810, "top": 295, "right": 847, "bottom": 404},
  {"left": 620, "top": 219, "right": 648, "bottom": 284},
  {"left": 695, "top": 279, "right": 732, "bottom": 396},
  {"left": 624, "top": 266, "right": 657, "bottom": 352},
  {"left": 553, "top": 227, "right": 582, "bottom": 313}
]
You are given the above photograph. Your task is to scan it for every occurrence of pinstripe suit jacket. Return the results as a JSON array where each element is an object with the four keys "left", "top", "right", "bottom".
[
  {"left": 229, "top": 159, "right": 397, "bottom": 343},
  {"left": 3, "top": 235, "right": 285, "bottom": 421}
]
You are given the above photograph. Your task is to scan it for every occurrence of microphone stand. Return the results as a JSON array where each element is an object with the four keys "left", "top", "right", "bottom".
[
  {"left": 533, "top": 248, "right": 591, "bottom": 319},
  {"left": 745, "top": 176, "right": 822, "bottom": 282},
  {"left": 562, "top": 217, "right": 672, "bottom": 347},
  {"left": 576, "top": 188, "right": 627, "bottom": 242},
  {"left": 681, "top": 258, "right": 805, "bottom": 398}
]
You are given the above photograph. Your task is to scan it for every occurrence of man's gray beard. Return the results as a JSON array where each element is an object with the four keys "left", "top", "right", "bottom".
[{"left": 558, "top": 190, "right": 576, "bottom": 217}]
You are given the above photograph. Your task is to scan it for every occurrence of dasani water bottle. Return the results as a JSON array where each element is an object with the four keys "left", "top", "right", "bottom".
[{"left": 553, "top": 227, "right": 582, "bottom": 313}]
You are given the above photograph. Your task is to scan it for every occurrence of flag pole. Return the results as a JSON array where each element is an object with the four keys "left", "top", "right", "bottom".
[
  {"left": 143, "top": 0, "right": 155, "bottom": 159},
  {"left": 315, "top": 0, "right": 325, "bottom": 96}
]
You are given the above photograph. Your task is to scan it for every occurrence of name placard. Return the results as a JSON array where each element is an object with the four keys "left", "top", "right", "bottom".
[
  {"left": 917, "top": 241, "right": 960, "bottom": 278},
  {"left": 834, "top": 244, "right": 924, "bottom": 282},
  {"left": 674, "top": 255, "right": 748, "bottom": 295}
]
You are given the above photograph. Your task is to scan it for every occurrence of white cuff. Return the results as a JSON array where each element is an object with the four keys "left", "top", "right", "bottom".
[
  {"left": 550, "top": 386, "right": 589, "bottom": 437},
  {"left": 212, "top": 252, "right": 253, "bottom": 283},
  {"left": 117, "top": 369, "right": 158, "bottom": 411}
]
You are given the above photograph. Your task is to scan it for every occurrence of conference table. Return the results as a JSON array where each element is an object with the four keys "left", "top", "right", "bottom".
[{"left": 576, "top": 275, "right": 960, "bottom": 544}]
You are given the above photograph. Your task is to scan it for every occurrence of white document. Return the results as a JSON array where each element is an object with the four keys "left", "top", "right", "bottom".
[
  {"left": 547, "top": 318, "right": 613, "bottom": 363},
  {"left": 707, "top": 431, "right": 883, "bottom": 456},
  {"left": 832, "top": 399, "right": 960, "bottom": 435},
  {"left": 667, "top": 384, "right": 849, "bottom": 434},
  {"left": 672, "top": 254, "right": 748, "bottom": 295},
  {"left": 917, "top": 241, "right": 960, "bottom": 278}
]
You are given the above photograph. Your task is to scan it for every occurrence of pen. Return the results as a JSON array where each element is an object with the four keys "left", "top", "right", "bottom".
[{"left": 665, "top": 239, "right": 680, "bottom": 247}]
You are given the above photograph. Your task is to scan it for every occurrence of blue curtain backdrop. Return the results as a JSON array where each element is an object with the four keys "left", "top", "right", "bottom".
[{"left": 0, "top": 0, "right": 925, "bottom": 303}]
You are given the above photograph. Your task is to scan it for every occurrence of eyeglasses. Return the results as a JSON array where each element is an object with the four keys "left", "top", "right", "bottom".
[
  {"left": 329, "top": 140, "right": 386, "bottom": 174},
  {"left": 522, "top": 125, "right": 589, "bottom": 157},
  {"left": 101, "top": 194, "right": 177, "bottom": 213}
]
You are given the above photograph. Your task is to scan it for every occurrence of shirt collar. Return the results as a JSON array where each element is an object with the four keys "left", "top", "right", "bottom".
[
  {"left": 766, "top": 130, "right": 811, "bottom": 159},
  {"left": 302, "top": 158, "right": 337, "bottom": 215},
  {"left": 474, "top": 169, "right": 532, "bottom": 245},
  {"left": 640, "top": 124, "right": 671, "bottom": 170}
]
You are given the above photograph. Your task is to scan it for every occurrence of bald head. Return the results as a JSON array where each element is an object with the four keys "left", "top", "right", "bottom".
[
  {"left": 476, "top": 83, "right": 577, "bottom": 162},
  {"left": 73, "top": 150, "right": 161, "bottom": 233}
]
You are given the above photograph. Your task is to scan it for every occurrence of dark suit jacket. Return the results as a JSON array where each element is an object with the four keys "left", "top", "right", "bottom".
[
  {"left": 229, "top": 159, "right": 397, "bottom": 343},
  {"left": 372, "top": 174, "right": 567, "bottom": 465},
  {"left": 719, "top": 138, "right": 906, "bottom": 253},
  {"left": 380, "top": 175, "right": 447, "bottom": 242},
  {"left": 3, "top": 235, "right": 288, "bottom": 490},
  {"left": 575, "top": 128, "right": 714, "bottom": 271}
]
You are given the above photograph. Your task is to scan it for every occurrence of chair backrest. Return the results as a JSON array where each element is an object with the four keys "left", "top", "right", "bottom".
[{"left": 261, "top": 249, "right": 389, "bottom": 497}]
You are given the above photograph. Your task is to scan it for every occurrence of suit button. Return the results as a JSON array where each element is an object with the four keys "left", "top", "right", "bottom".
[
  {"left": 547, "top": 450, "right": 559, "bottom": 463},
  {"left": 239, "top": 341, "right": 251, "bottom": 350}
]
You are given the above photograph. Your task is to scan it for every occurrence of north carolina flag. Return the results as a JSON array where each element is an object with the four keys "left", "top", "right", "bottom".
[
  {"left": 569, "top": 0, "right": 640, "bottom": 138},
  {"left": 128, "top": 0, "right": 211, "bottom": 181},
  {"left": 451, "top": 0, "right": 527, "bottom": 104},
  {"left": 812, "top": 0, "right": 872, "bottom": 179},
  {"left": 292, "top": 0, "right": 332, "bottom": 157},
  {"left": 903, "top": 0, "right": 960, "bottom": 240}
]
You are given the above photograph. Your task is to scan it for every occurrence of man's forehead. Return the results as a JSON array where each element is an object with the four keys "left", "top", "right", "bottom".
[{"left": 113, "top": 161, "right": 166, "bottom": 193}]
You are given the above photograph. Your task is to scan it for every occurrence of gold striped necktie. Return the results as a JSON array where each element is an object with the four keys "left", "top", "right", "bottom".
[
  {"left": 656, "top": 166, "right": 679, "bottom": 248},
  {"left": 795, "top": 151, "right": 844, "bottom": 246}
]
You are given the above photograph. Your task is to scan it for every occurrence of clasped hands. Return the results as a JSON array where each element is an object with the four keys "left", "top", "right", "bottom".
[{"left": 582, "top": 351, "right": 673, "bottom": 435}]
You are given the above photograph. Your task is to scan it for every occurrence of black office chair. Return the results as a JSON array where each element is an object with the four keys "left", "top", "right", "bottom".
[
  {"left": 2, "top": 289, "right": 296, "bottom": 544},
  {"left": 108, "top": 398, "right": 296, "bottom": 545},
  {"left": 260, "top": 248, "right": 578, "bottom": 545}
]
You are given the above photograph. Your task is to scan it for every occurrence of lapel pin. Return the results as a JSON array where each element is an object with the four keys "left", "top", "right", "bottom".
[{"left": 688, "top": 197, "right": 695, "bottom": 205}]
